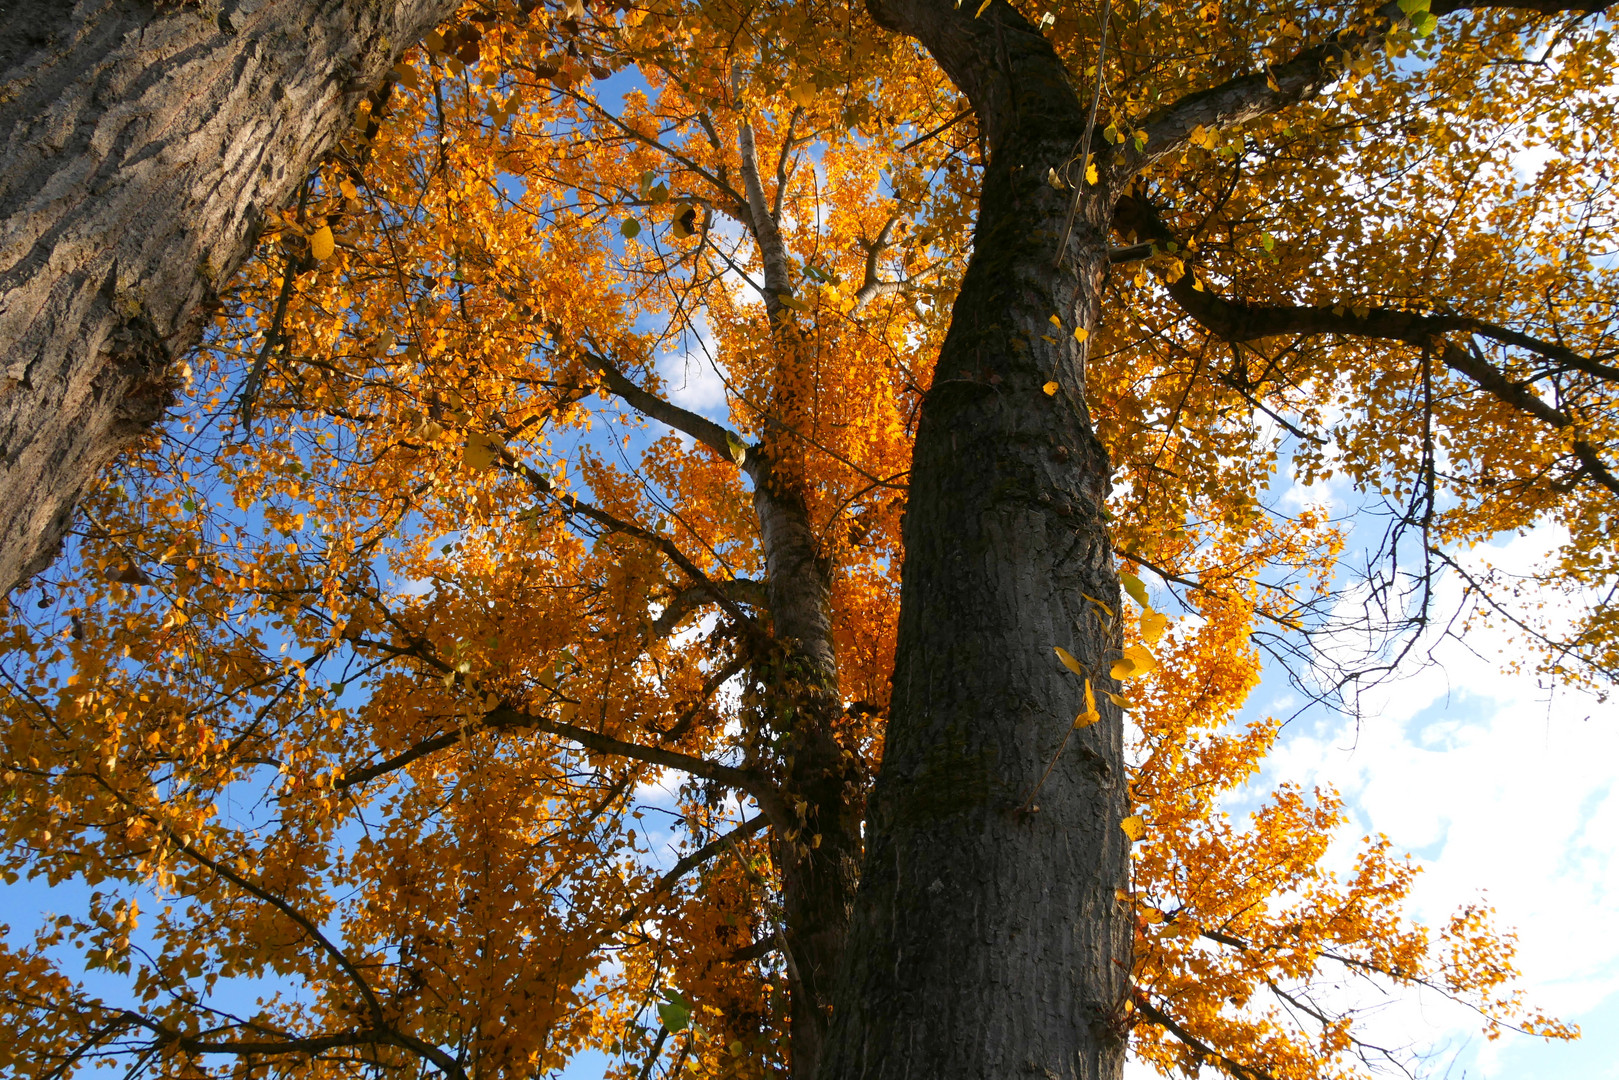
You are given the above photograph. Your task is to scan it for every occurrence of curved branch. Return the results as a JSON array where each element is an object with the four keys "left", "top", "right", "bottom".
[
  {"left": 1134, "top": 997, "right": 1276, "bottom": 1080},
  {"left": 651, "top": 579, "right": 769, "bottom": 640}
]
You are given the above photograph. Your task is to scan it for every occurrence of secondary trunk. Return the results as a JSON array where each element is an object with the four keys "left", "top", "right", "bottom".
[
  {"left": 0, "top": 0, "right": 458, "bottom": 596},
  {"left": 754, "top": 471, "right": 864, "bottom": 1080},
  {"left": 819, "top": 3, "right": 1133, "bottom": 1079}
]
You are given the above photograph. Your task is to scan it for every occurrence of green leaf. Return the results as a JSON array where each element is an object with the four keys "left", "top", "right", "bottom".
[
  {"left": 658, "top": 992, "right": 691, "bottom": 1032},
  {"left": 620, "top": 218, "right": 642, "bottom": 238},
  {"left": 1412, "top": 11, "right": 1437, "bottom": 35},
  {"left": 726, "top": 433, "right": 748, "bottom": 466}
]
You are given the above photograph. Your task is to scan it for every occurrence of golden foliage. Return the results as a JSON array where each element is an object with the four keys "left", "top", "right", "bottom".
[{"left": 1, "top": 0, "right": 1607, "bottom": 1076}]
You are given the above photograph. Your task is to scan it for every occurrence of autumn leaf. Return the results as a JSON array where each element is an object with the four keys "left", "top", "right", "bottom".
[
  {"left": 1111, "top": 645, "right": 1157, "bottom": 680},
  {"left": 309, "top": 225, "right": 335, "bottom": 261},
  {"left": 1119, "top": 571, "right": 1149, "bottom": 609},
  {"left": 1074, "top": 678, "right": 1100, "bottom": 728},
  {"left": 462, "top": 432, "right": 502, "bottom": 471}
]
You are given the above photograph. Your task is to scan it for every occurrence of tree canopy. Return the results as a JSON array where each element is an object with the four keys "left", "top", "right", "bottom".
[{"left": 1, "top": 0, "right": 1612, "bottom": 1077}]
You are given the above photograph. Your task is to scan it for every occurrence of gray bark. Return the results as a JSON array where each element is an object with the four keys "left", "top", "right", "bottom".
[
  {"left": 819, "top": 2, "right": 1132, "bottom": 1078},
  {"left": 0, "top": 0, "right": 458, "bottom": 595}
]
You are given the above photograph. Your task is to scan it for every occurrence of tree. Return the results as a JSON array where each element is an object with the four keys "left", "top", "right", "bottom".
[
  {"left": 0, "top": 0, "right": 1608, "bottom": 1078},
  {"left": 0, "top": 0, "right": 461, "bottom": 596}
]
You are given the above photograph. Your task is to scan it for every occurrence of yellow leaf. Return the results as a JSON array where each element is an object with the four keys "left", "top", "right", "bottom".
[
  {"left": 1080, "top": 592, "right": 1113, "bottom": 618},
  {"left": 1049, "top": 314, "right": 1062, "bottom": 326},
  {"left": 1119, "top": 571, "right": 1148, "bottom": 608},
  {"left": 1114, "top": 644, "right": 1156, "bottom": 678},
  {"left": 787, "top": 82, "right": 817, "bottom": 109},
  {"left": 974, "top": 0, "right": 993, "bottom": 15},
  {"left": 1073, "top": 325, "right": 1089, "bottom": 343},
  {"left": 1043, "top": 381, "right": 1059, "bottom": 396},
  {"left": 1053, "top": 645, "right": 1085, "bottom": 675},
  {"left": 726, "top": 433, "right": 748, "bottom": 466},
  {"left": 1072, "top": 678, "right": 1099, "bottom": 727},
  {"left": 462, "top": 432, "right": 502, "bottom": 471},
  {"left": 1120, "top": 815, "right": 1146, "bottom": 841},
  {"left": 1115, "top": 888, "right": 1132, "bottom": 902},
  {"left": 339, "top": 179, "right": 358, "bottom": 200},
  {"left": 1103, "top": 690, "right": 1131, "bottom": 710},
  {"left": 1085, "top": 157, "right": 1098, "bottom": 185},
  {"left": 1140, "top": 609, "right": 1168, "bottom": 644},
  {"left": 310, "top": 225, "right": 335, "bottom": 261}
]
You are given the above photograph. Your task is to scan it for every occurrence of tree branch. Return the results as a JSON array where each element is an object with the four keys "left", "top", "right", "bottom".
[
  {"left": 738, "top": 120, "right": 797, "bottom": 324},
  {"left": 1117, "top": 0, "right": 1614, "bottom": 175},
  {"left": 614, "top": 815, "right": 771, "bottom": 930},
  {"left": 588, "top": 347, "right": 761, "bottom": 481},
  {"left": 1134, "top": 997, "right": 1277, "bottom": 1080},
  {"left": 650, "top": 579, "right": 769, "bottom": 641},
  {"left": 1112, "top": 193, "right": 1619, "bottom": 497}
]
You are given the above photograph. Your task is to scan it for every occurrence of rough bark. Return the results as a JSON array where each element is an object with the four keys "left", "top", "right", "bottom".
[
  {"left": 818, "top": 2, "right": 1132, "bottom": 1079},
  {"left": 754, "top": 473, "right": 864, "bottom": 1080},
  {"left": 0, "top": 0, "right": 459, "bottom": 596}
]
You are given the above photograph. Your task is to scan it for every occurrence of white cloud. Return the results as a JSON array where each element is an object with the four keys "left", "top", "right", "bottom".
[
  {"left": 1233, "top": 525, "right": 1619, "bottom": 1075},
  {"left": 654, "top": 341, "right": 731, "bottom": 425}
]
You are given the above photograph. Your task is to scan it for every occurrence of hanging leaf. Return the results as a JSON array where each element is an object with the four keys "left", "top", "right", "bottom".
[
  {"left": 1111, "top": 644, "right": 1157, "bottom": 680},
  {"left": 658, "top": 991, "right": 691, "bottom": 1032},
  {"left": 1073, "top": 678, "right": 1100, "bottom": 728},
  {"left": 1120, "top": 571, "right": 1149, "bottom": 609},
  {"left": 1043, "top": 381, "right": 1059, "bottom": 396},
  {"left": 1053, "top": 645, "right": 1085, "bottom": 675},
  {"left": 1120, "top": 815, "right": 1146, "bottom": 841},
  {"left": 310, "top": 225, "right": 335, "bottom": 261}
]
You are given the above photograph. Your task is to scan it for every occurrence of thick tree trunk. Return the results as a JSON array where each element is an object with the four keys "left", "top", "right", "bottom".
[
  {"left": 819, "top": 3, "right": 1132, "bottom": 1079},
  {"left": 0, "top": 0, "right": 458, "bottom": 595}
]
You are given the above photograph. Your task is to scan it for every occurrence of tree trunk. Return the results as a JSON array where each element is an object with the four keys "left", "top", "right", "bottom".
[
  {"left": 0, "top": 0, "right": 458, "bottom": 596},
  {"left": 754, "top": 474, "right": 864, "bottom": 1080},
  {"left": 819, "top": 3, "right": 1132, "bottom": 1078}
]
